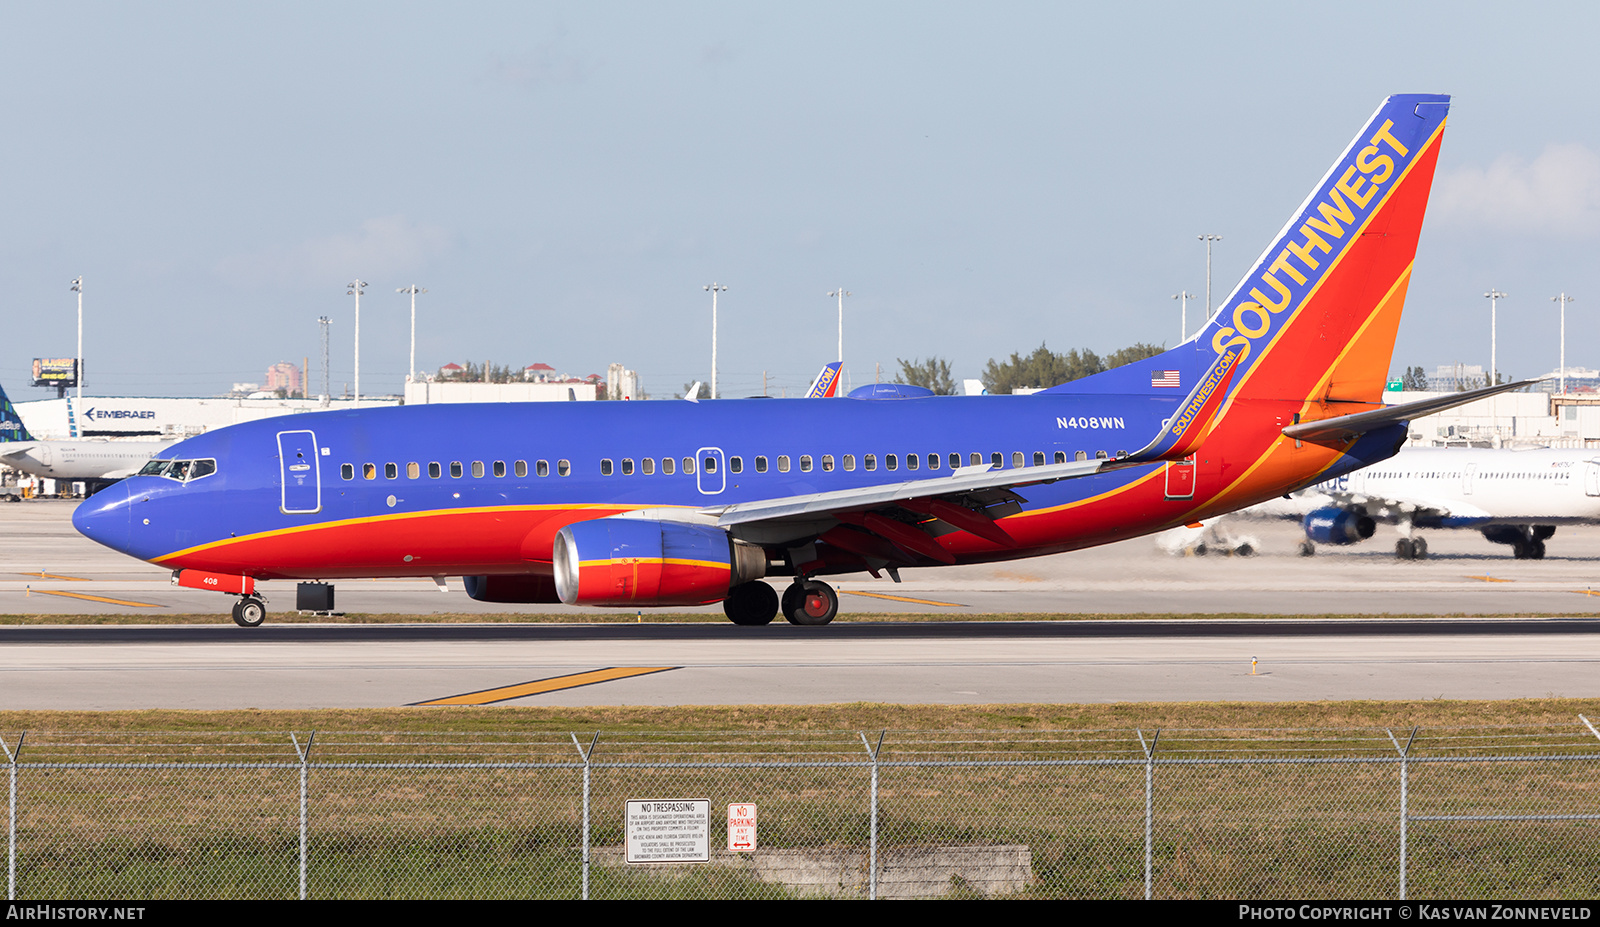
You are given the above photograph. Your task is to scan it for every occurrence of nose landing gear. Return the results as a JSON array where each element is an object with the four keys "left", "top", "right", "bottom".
[{"left": 231, "top": 596, "right": 266, "bottom": 628}]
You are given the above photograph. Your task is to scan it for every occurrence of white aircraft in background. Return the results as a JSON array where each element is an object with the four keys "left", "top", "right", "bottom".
[
  {"left": 1269, "top": 446, "right": 1600, "bottom": 560},
  {"left": 0, "top": 381, "right": 176, "bottom": 485}
]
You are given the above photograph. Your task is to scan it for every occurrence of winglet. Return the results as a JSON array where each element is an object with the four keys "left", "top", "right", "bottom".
[{"left": 1130, "top": 345, "right": 1244, "bottom": 461}]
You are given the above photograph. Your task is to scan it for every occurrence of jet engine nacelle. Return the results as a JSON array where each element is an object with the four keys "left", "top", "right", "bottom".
[
  {"left": 1302, "top": 507, "right": 1376, "bottom": 545},
  {"left": 553, "top": 518, "right": 767, "bottom": 606},
  {"left": 463, "top": 573, "right": 560, "bottom": 604}
]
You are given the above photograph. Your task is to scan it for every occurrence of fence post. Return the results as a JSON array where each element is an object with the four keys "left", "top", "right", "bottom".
[
  {"left": 1387, "top": 727, "right": 1417, "bottom": 900},
  {"left": 3, "top": 733, "right": 19, "bottom": 901},
  {"left": 1137, "top": 729, "right": 1160, "bottom": 900},
  {"left": 290, "top": 732, "right": 315, "bottom": 901},
  {"left": 572, "top": 733, "right": 599, "bottom": 901},
  {"left": 859, "top": 731, "right": 884, "bottom": 901}
]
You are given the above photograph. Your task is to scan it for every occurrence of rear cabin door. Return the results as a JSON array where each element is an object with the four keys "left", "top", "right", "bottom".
[
  {"left": 277, "top": 429, "right": 322, "bottom": 514},
  {"left": 1164, "top": 456, "right": 1195, "bottom": 500}
]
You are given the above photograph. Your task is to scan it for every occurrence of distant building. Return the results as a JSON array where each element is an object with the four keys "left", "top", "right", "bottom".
[
  {"left": 1532, "top": 366, "right": 1600, "bottom": 394},
  {"left": 607, "top": 363, "right": 640, "bottom": 401},
  {"left": 1425, "top": 363, "right": 1486, "bottom": 392},
  {"left": 265, "top": 362, "right": 302, "bottom": 396},
  {"left": 438, "top": 363, "right": 465, "bottom": 379},
  {"left": 523, "top": 363, "right": 557, "bottom": 382}
]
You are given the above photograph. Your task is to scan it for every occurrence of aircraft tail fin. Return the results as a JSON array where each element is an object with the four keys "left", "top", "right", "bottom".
[
  {"left": 1051, "top": 94, "right": 1450, "bottom": 414},
  {"left": 0, "top": 380, "right": 34, "bottom": 443}
]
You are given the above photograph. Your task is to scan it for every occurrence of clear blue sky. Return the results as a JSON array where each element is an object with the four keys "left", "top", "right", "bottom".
[{"left": 3, "top": 2, "right": 1597, "bottom": 398}]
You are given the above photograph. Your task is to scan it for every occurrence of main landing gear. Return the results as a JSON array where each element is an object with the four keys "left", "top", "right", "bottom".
[
  {"left": 720, "top": 579, "right": 840, "bottom": 626},
  {"left": 231, "top": 595, "right": 267, "bottom": 628}
]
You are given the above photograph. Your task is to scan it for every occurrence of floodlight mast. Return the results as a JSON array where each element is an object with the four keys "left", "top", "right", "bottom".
[
  {"left": 1172, "top": 291, "right": 1197, "bottom": 341},
  {"left": 69, "top": 276, "right": 83, "bottom": 402},
  {"left": 704, "top": 283, "right": 727, "bottom": 399},
  {"left": 397, "top": 285, "right": 427, "bottom": 384},
  {"left": 1484, "top": 289, "right": 1506, "bottom": 388},
  {"left": 1552, "top": 292, "right": 1577, "bottom": 395},
  {"left": 317, "top": 317, "right": 332, "bottom": 408},
  {"left": 347, "top": 280, "right": 367, "bottom": 401},
  {"left": 1197, "top": 234, "right": 1222, "bottom": 320},
  {"left": 828, "top": 288, "right": 852, "bottom": 374}
]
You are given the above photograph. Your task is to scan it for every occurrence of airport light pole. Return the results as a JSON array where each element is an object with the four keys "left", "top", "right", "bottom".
[
  {"left": 829, "top": 288, "right": 852, "bottom": 371},
  {"left": 397, "top": 285, "right": 427, "bottom": 384},
  {"left": 347, "top": 280, "right": 367, "bottom": 402},
  {"left": 69, "top": 276, "right": 83, "bottom": 402},
  {"left": 1172, "top": 291, "right": 1197, "bottom": 341},
  {"left": 318, "top": 316, "right": 332, "bottom": 408},
  {"left": 704, "top": 283, "right": 726, "bottom": 399},
  {"left": 1553, "top": 292, "right": 1576, "bottom": 394},
  {"left": 1198, "top": 234, "right": 1222, "bottom": 319},
  {"left": 1484, "top": 289, "right": 1506, "bottom": 387}
]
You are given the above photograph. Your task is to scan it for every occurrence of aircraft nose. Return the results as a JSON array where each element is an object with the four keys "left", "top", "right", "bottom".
[{"left": 72, "top": 480, "right": 135, "bottom": 556}]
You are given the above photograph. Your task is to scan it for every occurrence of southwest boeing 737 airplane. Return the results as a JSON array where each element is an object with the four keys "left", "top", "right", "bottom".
[{"left": 76, "top": 93, "right": 1507, "bottom": 627}]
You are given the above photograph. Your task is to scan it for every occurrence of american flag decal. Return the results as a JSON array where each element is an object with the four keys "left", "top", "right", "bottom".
[{"left": 1151, "top": 370, "right": 1181, "bottom": 388}]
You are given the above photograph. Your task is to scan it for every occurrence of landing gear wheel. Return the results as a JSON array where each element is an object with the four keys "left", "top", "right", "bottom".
[
  {"left": 723, "top": 581, "right": 779, "bottom": 626},
  {"left": 1396, "top": 539, "right": 1416, "bottom": 560},
  {"left": 1530, "top": 539, "right": 1546, "bottom": 560},
  {"left": 1412, "top": 537, "right": 1428, "bottom": 559},
  {"left": 1298, "top": 540, "right": 1316, "bottom": 557},
  {"left": 231, "top": 596, "right": 266, "bottom": 628},
  {"left": 1512, "top": 541, "right": 1530, "bottom": 560},
  {"left": 782, "top": 580, "right": 838, "bottom": 626}
]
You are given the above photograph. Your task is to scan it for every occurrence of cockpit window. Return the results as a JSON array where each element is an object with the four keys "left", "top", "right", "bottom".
[{"left": 144, "top": 458, "right": 217, "bottom": 483}]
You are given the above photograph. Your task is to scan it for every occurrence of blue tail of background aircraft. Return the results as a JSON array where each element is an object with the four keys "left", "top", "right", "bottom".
[{"left": 0, "top": 381, "right": 35, "bottom": 444}]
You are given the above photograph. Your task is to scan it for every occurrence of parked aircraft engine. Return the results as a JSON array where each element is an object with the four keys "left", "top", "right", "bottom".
[
  {"left": 553, "top": 518, "right": 767, "bottom": 606},
  {"left": 1302, "top": 507, "right": 1376, "bottom": 545},
  {"left": 463, "top": 574, "right": 560, "bottom": 604}
]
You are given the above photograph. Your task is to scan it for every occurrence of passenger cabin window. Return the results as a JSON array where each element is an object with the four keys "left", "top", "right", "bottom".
[
  {"left": 558, "top": 459, "right": 571, "bottom": 476},
  {"left": 1012, "top": 452, "right": 1025, "bottom": 468},
  {"left": 643, "top": 458, "right": 656, "bottom": 475},
  {"left": 865, "top": 454, "right": 877, "bottom": 471},
  {"left": 385, "top": 463, "right": 398, "bottom": 479},
  {"left": 408, "top": 462, "right": 420, "bottom": 479},
  {"left": 1054, "top": 452, "right": 1066, "bottom": 464},
  {"left": 777, "top": 456, "right": 791, "bottom": 473},
  {"left": 1075, "top": 451, "right": 1088, "bottom": 461},
  {"left": 729, "top": 457, "right": 742, "bottom": 474},
  {"left": 928, "top": 453, "right": 940, "bottom": 470},
  {"left": 493, "top": 460, "right": 506, "bottom": 478},
  {"left": 843, "top": 454, "right": 856, "bottom": 471},
  {"left": 621, "top": 459, "right": 634, "bottom": 476},
  {"left": 970, "top": 452, "right": 983, "bottom": 467},
  {"left": 682, "top": 457, "right": 696, "bottom": 475},
  {"left": 472, "top": 461, "right": 485, "bottom": 478},
  {"left": 515, "top": 460, "right": 527, "bottom": 477},
  {"left": 363, "top": 463, "right": 377, "bottom": 480},
  {"left": 536, "top": 460, "right": 549, "bottom": 477},
  {"left": 949, "top": 453, "right": 961, "bottom": 469},
  {"left": 1032, "top": 452, "right": 1045, "bottom": 467},
  {"left": 991, "top": 452, "right": 1003, "bottom": 468},
  {"left": 799, "top": 455, "right": 813, "bottom": 472},
  {"left": 1096, "top": 450, "right": 1109, "bottom": 460},
  {"left": 702, "top": 456, "right": 717, "bottom": 474},
  {"left": 663, "top": 457, "right": 676, "bottom": 475},
  {"left": 450, "top": 461, "right": 464, "bottom": 478},
  {"left": 822, "top": 455, "right": 835, "bottom": 472},
  {"left": 886, "top": 454, "right": 899, "bottom": 471},
  {"left": 429, "top": 462, "right": 442, "bottom": 478},
  {"left": 905, "top": 454, "right": 917, "bottom": 471},
  {"left": 341, "top": 463, "right": 354, "bottom": 481},
  {"left": 601, "top": 459, "right": 614, "bottom": 476},
  {"left": 755, "top": 456, "right": 768, "bottom": 473}
]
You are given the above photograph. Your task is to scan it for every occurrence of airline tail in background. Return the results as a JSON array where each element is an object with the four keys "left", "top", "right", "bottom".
[
  {"left": 807, "top": 362, "right": 843, "bottom": 398},
  {"left": 0, "top": 381, "right": 35, "bottom": 444}
]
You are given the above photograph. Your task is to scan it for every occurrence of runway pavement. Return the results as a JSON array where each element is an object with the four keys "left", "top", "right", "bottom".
[{"left": 2, "top": 500, "right": 1599, "bottom": 709}]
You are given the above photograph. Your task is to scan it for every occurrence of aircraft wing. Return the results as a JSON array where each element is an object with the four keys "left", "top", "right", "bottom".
[{"left": 704, "top": 456, "right": 1134, "bottom": 527}]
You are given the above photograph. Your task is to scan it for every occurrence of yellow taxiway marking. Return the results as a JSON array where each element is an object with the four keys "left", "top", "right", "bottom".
[
  {"left": 1573, "top": 589, "right": 1600, "bottom": 597},
  {"left": 17, "top": 572, "right": 89, "bottom": 581},
  {"left": 32, "top": 590, "right": 163, "bottom": 608},
  {"left": 839, "top": 590, "right": 966, "bottom": 608},
  {"left": 413, "top": 667, "right": 678, "bottom": 706},
  {"left": 1467, "top": 575, "right": 1514, "bottom": 583}
]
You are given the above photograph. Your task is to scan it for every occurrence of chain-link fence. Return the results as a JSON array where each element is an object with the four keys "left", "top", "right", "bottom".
[{"left": 4, "top": 720, "right": 1599, "bottom": 900}]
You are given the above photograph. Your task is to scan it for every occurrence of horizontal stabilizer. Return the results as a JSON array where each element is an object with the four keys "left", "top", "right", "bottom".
[{"left": 1283, "top": 379, "right": 1540, "bottom": 444}]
